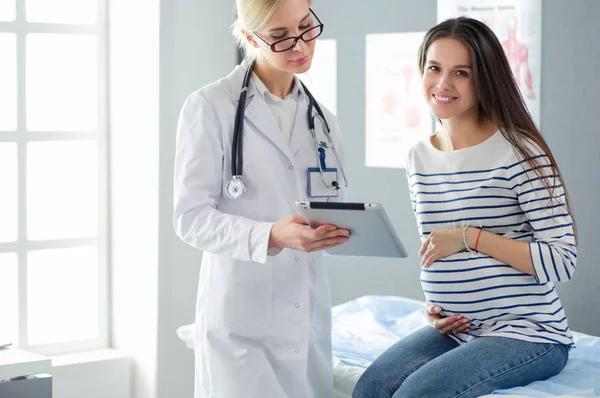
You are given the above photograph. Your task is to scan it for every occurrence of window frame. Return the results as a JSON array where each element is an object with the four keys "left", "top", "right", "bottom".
[{"left": 0, "top": 0, "right": 109, "bottom": 356}]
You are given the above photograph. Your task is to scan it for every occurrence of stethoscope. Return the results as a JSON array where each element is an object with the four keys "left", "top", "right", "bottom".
[{"left": 225, "top": 60, "right": 348, "bottom": 199}]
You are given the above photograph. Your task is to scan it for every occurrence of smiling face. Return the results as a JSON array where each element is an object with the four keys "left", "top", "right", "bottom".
[
  {"left": 422, "top": 38, "right": 478, "bottom": 122},
  {"left": 246, "top": 0, "right": 317, "bottom": 74}
]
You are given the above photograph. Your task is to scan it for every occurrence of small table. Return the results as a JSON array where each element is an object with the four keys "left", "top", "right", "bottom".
[{"left": 0, "top": 347, "right": 52, "bottom": 398}]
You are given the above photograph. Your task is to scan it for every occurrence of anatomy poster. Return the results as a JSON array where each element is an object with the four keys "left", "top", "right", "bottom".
[
  {"left": 438, "top": 0, "right": 542, "bottom": 126},
  {"left": 297, "top": 39, "right": 337, "bottom": 115},
  {"left": 365, "top": 32, "right": 432, "bottom": 169}
]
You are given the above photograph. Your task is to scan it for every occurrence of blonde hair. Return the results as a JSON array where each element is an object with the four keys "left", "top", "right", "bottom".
[{"left": 232, "top": 0, "right": 311, "bottom": 59}]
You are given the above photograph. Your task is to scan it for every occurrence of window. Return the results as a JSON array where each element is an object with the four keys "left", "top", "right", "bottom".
[{"left": 0, "top": 0, "right": 108, "bottom": 355}]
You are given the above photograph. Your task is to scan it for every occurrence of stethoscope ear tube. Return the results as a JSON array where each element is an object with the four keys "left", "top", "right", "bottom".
[
  {"left": 231, "top": 95, "right": 243, "bottom": 175},
  {"left": 234, "top": 91, "right": 246, "bottom": 176},
  {"left": 231, "top": 61, "right": 255, "bottom": 177},
  {"left": 300, "top": 81, "right": 330, "bottom": 133}
]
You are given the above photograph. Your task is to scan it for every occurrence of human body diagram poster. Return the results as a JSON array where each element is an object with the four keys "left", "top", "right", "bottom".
[
  {"left": 365, "top": 32, "right": 431, "bottom": 169},
  {"left": 438, "top": 0, "right": 542, "bottom": 126}
]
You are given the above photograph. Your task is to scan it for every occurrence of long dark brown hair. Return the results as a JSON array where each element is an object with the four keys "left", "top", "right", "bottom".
[{"left": 418, "top": 17, "right": 576, "bottom": 237}]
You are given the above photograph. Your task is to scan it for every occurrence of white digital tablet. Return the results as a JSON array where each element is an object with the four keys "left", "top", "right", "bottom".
[{"left": 295, "top": 201, "right": 408, "bottom": 258}]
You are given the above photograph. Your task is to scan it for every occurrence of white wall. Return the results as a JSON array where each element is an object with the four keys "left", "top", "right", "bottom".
[
  {"left": 156, "top": 0, "right": 237, "bottom": 397},
  {"left": 109, "top": 0, "right": 160, "bottom": 397}
]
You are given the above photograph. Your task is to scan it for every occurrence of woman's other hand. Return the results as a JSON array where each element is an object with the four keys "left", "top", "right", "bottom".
[{"left": 426, "top": 301, "right": 470, "bottom": 334}]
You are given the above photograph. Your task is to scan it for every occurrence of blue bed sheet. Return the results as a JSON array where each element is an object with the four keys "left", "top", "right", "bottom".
[{"left": 332, "top": 295, "right": 600, "bottom": 397}]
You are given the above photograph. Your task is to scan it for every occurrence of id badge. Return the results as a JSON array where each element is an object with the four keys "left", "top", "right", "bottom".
[{"left": 307, "top": 167, "right": 339, "bottom": 198}]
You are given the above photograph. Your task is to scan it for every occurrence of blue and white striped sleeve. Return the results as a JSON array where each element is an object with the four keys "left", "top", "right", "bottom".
[
  {"left": 406, "top": 149, "right": 425, "bottom": 243},
  {"left": 405, "top": 149, "right": 418, "bottom": 219},
  {"left": 512, "top": 154, "right": 577, "bottom": 284},
  {"left": 407, "top": 169, "right": 417, "bottom": 216}
]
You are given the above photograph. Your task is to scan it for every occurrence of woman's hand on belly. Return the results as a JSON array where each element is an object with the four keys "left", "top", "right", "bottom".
[
  {"left": 426, "top": 301, "right": 470, "bottom": 334},
  {"left": 420, "top": 228, "right": 464, "bottom": 268}
]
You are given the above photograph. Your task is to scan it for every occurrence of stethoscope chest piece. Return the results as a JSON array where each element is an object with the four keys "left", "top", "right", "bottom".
[{"left": 225, "top": 176, "right": 246, "bottom": 199}]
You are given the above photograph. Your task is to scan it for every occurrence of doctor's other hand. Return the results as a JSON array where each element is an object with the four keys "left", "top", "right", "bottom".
[
  {"left": 268, "top": 214, "right": 349, "bottom": 254},
  {"left": 426, "top": 302, "right": 470, "bottom": 334},
  {"left": 419, "top": 228, "right": 464, "bottom": 268}
]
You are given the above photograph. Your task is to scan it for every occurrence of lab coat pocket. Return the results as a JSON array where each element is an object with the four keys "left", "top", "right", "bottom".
[
  {"left": 206, "top": 259, "right": 274, "bottom": 329},
  {"left": 311, "top": 262, "right": 332, "bottom": 334}
]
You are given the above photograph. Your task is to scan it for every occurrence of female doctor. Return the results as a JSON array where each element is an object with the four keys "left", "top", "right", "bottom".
[{"left": 173, "top": 0, "right": 349, "bottom": 397}]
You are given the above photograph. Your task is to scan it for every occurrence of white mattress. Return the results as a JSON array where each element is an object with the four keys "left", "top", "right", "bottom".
[{"left": 331, "top": 295, "right": 429, "bottom": 397}]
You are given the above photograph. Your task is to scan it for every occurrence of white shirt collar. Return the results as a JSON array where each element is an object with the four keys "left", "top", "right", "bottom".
[{"left": 250, "top": 72, "right": 303, "bottom": 103}]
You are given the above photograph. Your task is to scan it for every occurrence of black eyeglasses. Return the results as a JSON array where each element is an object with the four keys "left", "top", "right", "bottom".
[{"left": 253, "top": 9, "right": 324, "bottom": 53}]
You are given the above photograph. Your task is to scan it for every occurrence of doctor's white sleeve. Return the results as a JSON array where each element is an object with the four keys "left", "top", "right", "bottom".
[
  {"left": 173, "top": 91, "right": 268, "bottom": 263},
  {"left": 249, "top": 222, "right": 275, "bottom": 263}
]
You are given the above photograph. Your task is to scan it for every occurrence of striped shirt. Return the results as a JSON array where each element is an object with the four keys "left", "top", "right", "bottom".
[{"left": 406, "top": 131, "right": 576, "bottom": 346}]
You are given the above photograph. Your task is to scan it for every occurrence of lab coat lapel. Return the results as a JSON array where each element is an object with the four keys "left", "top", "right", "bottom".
[
  {"left": 228, "top": 63, "right": 300, "bottom": 164},
  {"left": 243, "top": 95, "right": 295, "bottom": 162}
]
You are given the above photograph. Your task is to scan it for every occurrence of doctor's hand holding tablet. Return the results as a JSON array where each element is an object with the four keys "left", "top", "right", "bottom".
[{"left": 267, "top": 213, "right": 350, "bottom": 256}]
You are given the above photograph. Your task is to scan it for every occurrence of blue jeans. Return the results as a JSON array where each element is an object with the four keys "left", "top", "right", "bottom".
[{"left": 352, "top": 326, "right": 569, "bottom": 398}]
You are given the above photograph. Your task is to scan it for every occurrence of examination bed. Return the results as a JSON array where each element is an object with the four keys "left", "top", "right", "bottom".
[{"left": 178, "top": 295, "right": 600, "bottom": 397}]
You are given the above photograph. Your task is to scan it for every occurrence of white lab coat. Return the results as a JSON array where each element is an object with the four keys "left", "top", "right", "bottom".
[{"left": 173, "top": 63, "right": 346, "bottom": 398}]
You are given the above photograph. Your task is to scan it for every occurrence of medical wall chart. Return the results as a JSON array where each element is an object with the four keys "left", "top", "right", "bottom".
[
  {"left": 297, "top": 39, "right": 337, "bottom": 115},
  {"left": 437, "top": 0, "right": 542, "bottom": 126},
  {"left": 365, "top": 32, "right": 432, "bottom": 169}
]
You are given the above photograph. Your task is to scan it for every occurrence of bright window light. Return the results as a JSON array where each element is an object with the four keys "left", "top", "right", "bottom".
[
  {"left": 26, "top": 34, "right": 98, "bottom": 131},
  {"left": 0, "top": 33, "right": 17, "bottom": 131},
  {"left": 0, "top": 253, "right": 18, "bottom": 345},
  {"left": 5, "top": 0, "right": 108, "bottom": 356},
  {"left": 0, "top": 0, "right": 16, "bottom": 22},
  {"left": 27, "top": 141, "right": 98, "bottom": 240},
  {"left": 0, "top": 143, "right": 18, "bottom": 243},
  {"left": 28, "top": 247, "right": 98, "bottom": 345},
  {"left": 26, "top": 0, "right": 97, "bottom": 24}
]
